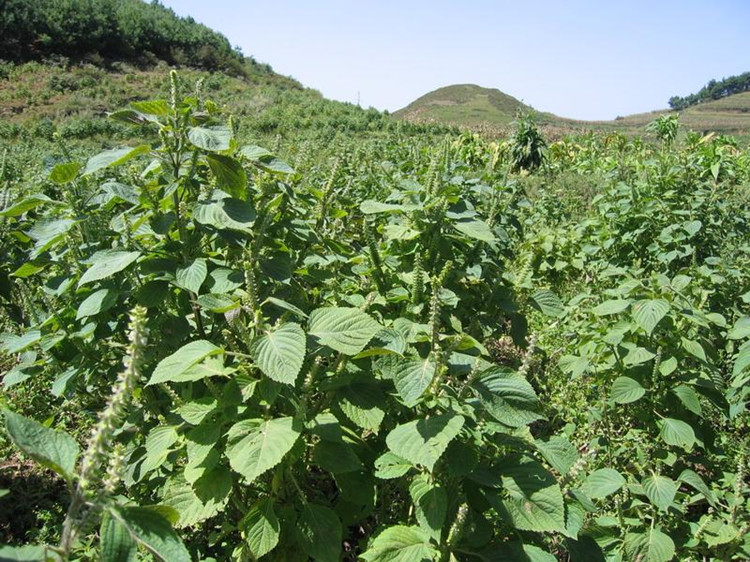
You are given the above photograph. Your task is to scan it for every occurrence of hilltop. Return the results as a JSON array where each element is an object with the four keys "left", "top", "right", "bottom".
[{"left": 396, "top": 83, "right": 750, "bottom": 139}]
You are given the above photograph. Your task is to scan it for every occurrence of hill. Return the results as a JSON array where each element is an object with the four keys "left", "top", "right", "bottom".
[
  {"left": 393, "top": 84, "right": 549, "bottom": 127},
  {"left": 396, "top": 83, "right": 750, "bottom": 139}
]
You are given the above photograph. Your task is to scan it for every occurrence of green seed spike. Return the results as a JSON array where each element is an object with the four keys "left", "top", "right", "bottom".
[
  {"left": 364, "top": 220, "right": 386, "bottom": 294},
  {"left": 411, "top": 252, "right": 424, "bottom": 304}
]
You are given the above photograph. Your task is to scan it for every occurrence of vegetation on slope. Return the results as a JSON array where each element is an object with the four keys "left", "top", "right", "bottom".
[
  {"left": 669, "top": 71, "right": 750, "bottom": 110},
  {"left": 0, "top": 0, "right": 247, "bottom": 75}
]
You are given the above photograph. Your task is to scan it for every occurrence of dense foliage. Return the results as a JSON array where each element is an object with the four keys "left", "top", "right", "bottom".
[
  {"left": 0, "top": 71, "right": 749, "bottom": 562},
  {"left": 669, "top": 71, "right": 750, "bottom": 110},
  {"left": 0, "top": 0, "right": 246, "bottom": 75}
]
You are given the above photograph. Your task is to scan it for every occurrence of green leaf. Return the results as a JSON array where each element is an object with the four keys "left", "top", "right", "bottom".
[
  {"left": 580, "top": 468, "right": 625, "bottom": 499},
  {"left": 226, "top": 417, "right": 300, "bottom": 482},
  {"left": 194, "top": 197, "right": 256, "bottom": 232},
  {"left": 0, "top": 194, "right": 54, "bottom": 217},
  {"left": 531, "top": 289, "right": 565, "bottom": 317},
  {"left": 340, "top": 382, "right": 386, "bottom": 432},
  {"left": 3, "top": 409, "right": 79, "bottom": 480},
  {"left": 535, "top": 436, "right": 578, "bottom": 475},
  {"left": 206, "top": 154, "right": 247, "bottom": 198},
  {"left": 472, "top": 367, "right": 544, "bottom": 427},
  {"left": 678, "top": 469, "right": 717, "bottom": 505},
  {"left": 380, "top": 355, "right": 435, "bottom": 407},
  {"left": 453, "top": 218, "right": 495, "bottom": 242},
  {"left": 592, "top": 299, "right": 630, "bottom": 315},
  {"left": 671, "top": 385, "right": 702, "bottom": 415},
  {"left": 643, "top": 474, "right": 679, "bottom": 511},
  {"left": 610, "top": 376, "right": 646, "bottom": 404},
  {"left": 496, "top": 456, "right": 566, "bottom": 533},
  {"left": 147, "top": 340, "right": 223, "bottom": 385},
  {"left": 308, "top": 307, "right": 381, "bottom": 355},
  {"left": 49, "top": 162, "right": 81, "bottom": 184},
  {"left": 728, "top": 317, "right": 750, "bottom": 340},
  {"left": 78, "top": 250, "right": 140, "bottom": 286},
  {"left": 360, "top": 200, "right": 416, "bottom": 214},
  {"left": 295, "top": 503, "right": 342, "bottom": 562},
  {"left": 313, "top": 440, "right": 362, "bottom": 473},
  {"left": 109, "top": 505, "right": 191, "bottom": 562},
  {"left": 175, "top": 258, "right": 207, "bottom": 294},
  {"left": 76, "top": 288, "right": 119, "bottom": 320},
  {"left": 83, "top": 145, "right": 149, "bottom": 176},
  {"left": 386, "top": 414, "right": 464, "bottom": 472},
  {"left": 409, "top": 474, "right": 446, "bottom": 540},
  {"left": 623, "top": 529, "right": 675, "bottom": 562},
  {"left": 374, "top": 452, "right": 413, "bottom": 479},
  {"left": 101, "top": 510, "right": 137, "bottom": 562},
  {"left": 250, "top": 323, "right": 306, "bottom": 385},
  {"left": 242, "top": 498, "right": 280, "bottom": 559},
  {"left": 658, "top": 418, "right": 696, "bottom": 451},
  {"left": 162, "top": 470, "right": 231, "bottom": 527},
  {"left": 0, "top": 545, "right": 48, "bottom": 561},
  {"left": 176, "top": 398, "right": 217, "bottom": 425},
  {"left": 130, "top": 100, "right": 169, "bottom": 115},
  {"left": 681, "top": 337, "right": 706, "bottom": 362},
  {"left": 632, "top": 299, "right": 670, "bottom": 335},
  {"left": 188, "top": 126, "right": 232, "bottom": 151},
  {"left": 623, "top": 346, "right": 656, "bottom": 367},
  {"left": 360, "top": 525, "right": 439, "bottom": 562}
]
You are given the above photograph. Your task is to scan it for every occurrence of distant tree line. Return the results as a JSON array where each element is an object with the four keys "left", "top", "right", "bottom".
[
  {"left": 0, "top": 0, "right": 247, "bottom": 75},
  {"left": 669, "top": 71, "right": 750, "bottom": 110}
]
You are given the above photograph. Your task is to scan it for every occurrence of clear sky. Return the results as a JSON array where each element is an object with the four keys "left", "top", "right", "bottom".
[{"left": 160, "top": 0, "right": 750, "bottom": 120}]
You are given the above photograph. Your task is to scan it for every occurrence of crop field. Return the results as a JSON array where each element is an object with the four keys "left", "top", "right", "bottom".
[{"left": 0, "top": 65, "right": 748, "bottom": 562}]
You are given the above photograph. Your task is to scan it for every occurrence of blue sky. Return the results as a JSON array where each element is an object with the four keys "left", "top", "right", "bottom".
[{"left": 161, "top": 0, "right": 750, "bottom": 120}]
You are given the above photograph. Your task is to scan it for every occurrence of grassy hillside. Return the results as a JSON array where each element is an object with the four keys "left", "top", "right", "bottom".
[{"left": 396, "top": 83, "right": 750, "bottom": 140}]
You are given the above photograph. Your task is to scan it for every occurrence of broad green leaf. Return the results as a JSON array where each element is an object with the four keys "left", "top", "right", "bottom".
[
  {"left": 308, "top": 307, "right": 381, "bottom": 355},
  {"left": 580, "top": 468, "right": 625, "bottom": 499},
  {"left": 226, "top": 417, "right": 300, "bottom": 482},
  {"left": 623, "top": 529, "right": 675, "bottom": 562},
  {"left": 295, "top": 503, "right": 342, "bottom": 562},
  {"left": 162, "top": 470, "right": 231, "bottom": 527},
  {"left": 623, "top": 346, "right": 656, "bottom": 367},
  {"left": 472, "top": 367, "right": 544, "bottom": 427},
  {"left": 255, "top": 156, "right": 295, "bottom": 175},
  {"left": 175, "top": 258, "right": 207, "bottom": 294},
  {"left": 535, "top": 435, "right": 578, "bottom": 475},
  {"left": 681, "top": 337, "right": 706, "bottom": 362},
  {"left": 130, "top": 100, "right": 169, "bottom": 115},
  {"left": 374, "top": 452, "right": 413, "bottom": 479},
  {"left": 313, "top": 440, "right": 362, "bottom": 473},
  {"left": 194, "top": 197, "right": 256, "bottom": 232},
  {"left": 0, "top": 330, "right": 42, "bottom": 354},
  {"left": 242, "top": 498, "right": 280, "bottom": 559},
  {"left": 0, "top": 545, "right": 48, "bottom": 561},
  {"left": 340, "top": 382, "right": 386, "bottom": 432},
  {"left": 658, "top": 417, "right": 696, "bottom": 451},
  {"left": 147, "top": 340, "right": 223, "bottom": 385},
  {"left": 206, "top": 154, "right": 247, "bottom": 198},
  {"left": 531, "top": 289, "right": 565, "bottom": 317},
  {"left": 0, "top": 194, "right": 54, "bottom": 217},
  {"left": 496, "top": 456, "right": 566, "bottom": 533},
  {"left": 380, "top": 355, "right": 435, "bottom": 406},
  {"left": 360, "top": 525, "right": 439, "bottom": 562},
  {"left": 83, "top": 145, "right": 149, "bottom": 176},
  {"left": 409, "top": 474, "right": 446, "bottom": 540},
  {"left": 140, "top": 425, "right": 179, "bottom": 475},
  {"left": 453, "top": 218, "right": 495, "bottom": 242},
  {"left": 101, "top": 510, "right": 137, "bottom": 562},
  {"left": 386, "top": 414, "right": 464, "bottom": 472},
  {"left": 239, "top": 145, "right": 272, "bottom": 160},
  {"left": 109, "top": 505, "right": 191, "bottom": 562},
  {"left": 78, "top": 250, "right": 140, "bottom": 286},
  {"left": 728, "top": 317, "right": 750, "bottom": 340},
  {"left": 250, "top": 323, "right": 306, "bottom": 385},
  {"left": 49, "top": 162, "right": 81, "bottom": 184},
  {"left": 678, "top": 469, "right": 717, "bottom": 505},
  {"left": 643, "top": 474, "right": 679, "bottom": 511},
  {"left": 176, "top": 398, "right": 217, "bottom": 425},
  {"left": 76, "top": 288, "right": 118, "bottom": 320},
  {"left": 360, "top": 200, "right": 416, "bottom": 214},
  {"left": 592, "top": 299, "right": 630, "bottom": 315},
  {"left": 611, "top": 376, "right": 646, "bottom": 404},
  {"left": 671, "top": 385, "right": 702, "bottom": 415},
  {"left": 188, "top": 126, "right": 231, "bottom": 151},
  {"left": 4, "top": 409, "right": 79, "bottom": 480},
  {"left": 632, "top": 299, "right": 670, "bottom": 335}
]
